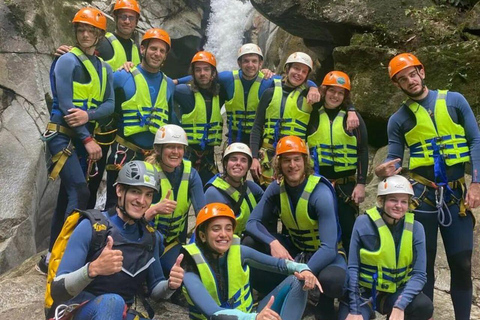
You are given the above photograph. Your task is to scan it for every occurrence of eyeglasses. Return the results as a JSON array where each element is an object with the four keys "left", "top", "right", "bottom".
[{"left": 118, "top": 14, "right": 137, "bottom": 22}]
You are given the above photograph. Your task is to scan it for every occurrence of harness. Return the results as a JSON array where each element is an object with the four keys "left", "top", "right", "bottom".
[{"left": 105, "top": 135, "right": 153, "bottom": 172}]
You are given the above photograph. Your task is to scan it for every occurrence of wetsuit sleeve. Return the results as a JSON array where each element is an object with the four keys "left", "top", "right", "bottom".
[
  {"left": 354, "top": 112, "right": 368, "bottom": 184},
  {"left": 393, "top": 221, "right": 427, "bottom": 310},
  {"left": 247, "top": 181, "right": 264, "bottom": 202},
  {"left": 87, "top": 63, "right": 114, "bottom": 121},
  {"left": 51, "top": 219, "right": 94, "bottom": 302},
  {"left": 149, "top": 231, "right": 176, "bottom": 300},
  {"left": 384, "top": 112, "right": 407, "bottom": 168},
  {"left": 240, "top": 245, "right": 309, "bottom": 274},
  {"left": 166, "top": 77, "right": 178, "bottom": 124},
  {"left": 217, "top": 70, "right": 235, "bottom": 101},
  {"left": 176, "top": 75, "right": 193, "bottom": 85},
  {"left": 113, "top": 70, "right": 130, "bottom": 115},
  {"left": 205, "top": 186, "right": 231, "bottom": 205},
  {"left": 245, "top": 182, "right": 280, "bottom": 245},
  {"left": 346, "top": 216, "right": 367, "bottom": 315},
  {"left": 451, "top": 92, "right": 480, "bottom": 182},
  {"left": 305, "top": 183, "right": 338, "bottom": 274},
  {"left": 189, "top": 168, "right": 206, "bottom": 215},
  {"left": 250, "top": 88, "right": 274, "bottom": 158},
  {"left": 174, "top": 84, "right": 196, "bottom": 117},
  {"left": 306, "top": 80, "right": 317, "bottom": 88},
  {"left": 54, "top": 54, "right": 91, "bottom": 140}
]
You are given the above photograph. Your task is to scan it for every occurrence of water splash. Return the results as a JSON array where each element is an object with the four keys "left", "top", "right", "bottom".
[{"left": 204, "top": 0, "right": 253, "bottom": 71}]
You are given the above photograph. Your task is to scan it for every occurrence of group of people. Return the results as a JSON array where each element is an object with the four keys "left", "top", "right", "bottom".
[{"left": 38, "top": 1, "right": 480, "bottom": 320}]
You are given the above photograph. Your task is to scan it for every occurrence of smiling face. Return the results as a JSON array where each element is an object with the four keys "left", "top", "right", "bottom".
[
  {"left": 324, "top": 86, "right": 346, "bottom": 109},
  {"left": 382, "top": 193, "right": 409, "bottom": 223},
  {"left": 393, "top": 66, "right": 427, "bottom": 99},
  {"left": 280, "top": 153, "right": 306, "bottom": 187},
  {"left": 116, "top": 185, "right": 154, "bottom": 221},
  {"left": 199, "top": 217, "right": 234, "bottom": 255},
  {"left": 225, "top": 153, "right": 249, "bottom": 182},
  {"left": 238, "top": 53, "right": 263, "bottom": 80},
  {"left": 141, "top": 39, "right": 168, "bottom": 72},
  {"left": 158, "top": 143, "right": 184, "bottom": 172},
  {"left": 286, "top": 62, "right": 309, "bottom": 87},
  {"left": 115, "top": 9, "right": 138, "bottom": 39},
  {"left": 193, "top": 61, "right": 215, "bottom": 89}
]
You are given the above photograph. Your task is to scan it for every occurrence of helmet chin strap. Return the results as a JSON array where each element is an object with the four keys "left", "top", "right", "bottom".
[{"left": 379, "top": 205, "right": 401, "bottom": 226}]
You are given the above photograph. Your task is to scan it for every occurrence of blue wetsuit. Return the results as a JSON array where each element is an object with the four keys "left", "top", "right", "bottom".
[
  {"left": 384, "top": 90, "right": 479, "bottom": 320},
  {"left": 51, "top": 212, "right": 174, "bottom": 320},
  {"left": 105, "top": 66, "right": 175, "bottom": 210},
  {"left": 338, "top": 211, "right": 433, "bottom": 320},
  {"left": 181, "top": 243, "right": 310, "bottom": 320},
  {"left": 47, "top": 51, "right": 114, "bottom": 252},
  {"left": 245, "top": 178, "right": 346, "bottom": 319}
]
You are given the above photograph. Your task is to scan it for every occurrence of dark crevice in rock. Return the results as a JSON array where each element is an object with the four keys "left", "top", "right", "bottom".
[
  {"left": 0, "top": 218, "right": 24, "bottom": 242},
  {"left": 362, "top": 115, "right": 388, "bottom": 148}
]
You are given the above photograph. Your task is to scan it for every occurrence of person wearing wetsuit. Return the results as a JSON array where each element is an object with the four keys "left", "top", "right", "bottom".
[
  {"left": 375, "top": 53, "right": 480, "bottom": 320},
  {"left": 181, "top": 202, "right": 321, "bottom": 320},
  {"left": 50, "top": 161, "right": 184, "bottom": 320},
  {"left": 245, "top": 136, "right": 346, "bottom": 320},
  {"left": 339, "top": 175, "right": 433, "bottom": 320},
  {"left": 39, "top": 7, "right": 114, "bottom": 275},
  {"left": 105, "top": 28, "right": 175, "bottom": 211},
  {"left": 307, "top": 71, "right": 368, "bottom": 255}
]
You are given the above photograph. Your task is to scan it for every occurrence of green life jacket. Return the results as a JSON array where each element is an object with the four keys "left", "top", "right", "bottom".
[
  {"left": 307, "top": 107, "right": 357, "bottom": 172},
  {"left": 209, "top": 175, "right": 257, "bottom": 235},
  {"left": 120, "top": 67, "right": 169, "bottom": 137},
  {"left": 358, "top": 207, "right": 414, "bottom": 293},
  {"left": 404, "top": 90, "right": 470, "bottom": 170},
  {"left": 181, "top": 91, "right": 222, "bottom": 149},
  {"left": 182, "top": 237, "right": 253, "bottom": 320},
  {"left": 104, "top": 32, "right": 141, "bottom": 71},
  {"left": 263, "top": 79, "right": 311, "bottom": 144},
  {"left": 70, "top": 47, "right": 107, "bottom": 115},
  {"left": 153, "top": 160, "right": 192, "bottom": 244},
  {"left": 225, "top": 70, "right": 264, "bottom": 143},
  {"left": 279, "top": 174, "right": 321, "bottom": 251}
]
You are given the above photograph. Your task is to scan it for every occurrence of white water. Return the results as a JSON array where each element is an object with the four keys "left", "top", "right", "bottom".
[{"left": 204, "top": 0, "right": 253, "bottom": 71}]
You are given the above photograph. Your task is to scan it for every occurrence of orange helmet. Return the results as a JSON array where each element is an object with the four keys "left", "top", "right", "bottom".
[
  {"left": 196, "top": 203, "right": 236, "bottom": 229},
  {"left": 388, "top": 53, "right": 423, "bottom": 79},
  {"left": 191, "top": 51, "right": 217, "bottom": 68},
  {"left": 276, "top": 136, "right": 308, "bottom": 156},
  {"left": 322, "top": 71, "right": 351, "bottom": 91},
  {"left": 72, "top": 7, "right": 107, "bottom": 31},
  {"left": 113, "top": 0, "right": 140, "bottom": 15},
  {"left": 141, "top": 28, "right": 171, "bottom": 51}
]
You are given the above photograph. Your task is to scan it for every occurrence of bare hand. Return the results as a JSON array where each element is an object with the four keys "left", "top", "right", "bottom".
[
  {"left": 294, "top": 270, "right": 323, "bottom": 292},
  {"left": 145, "top": 190, "right": 177, "bottom": 221},
  {"left": 84, "top": 139, "right": 102, "bottom": 161},
  {"left": 89, "top": 236, "right": 123, "bottom": 277},
  {"left": 173, "top": 79, "right": 179, "bottom": 85},
  {"left": 250, "top": 158, "right": 262, "bottom": 181},
  {"left": 345, "top": 314, "right": 363, "bottom": 320},
  {"left": 465, "top": 182, "right": 480, "bottom": 209},
  {"left": 256, "top": 296, "right": 281, "bottom": 320},
  {"left": 389, "top": 307, "right": 405, "bottom": 320},
  {"left": 306, "top": 87, "right": 321, "bottom": 104},
  {"left": 346, "top": 110, "right": 360, "bottom": 131},
  {"left": 351, "top": 184, "right": 366, "bottom": 205},
  {"left": 168, "top": 254, "right": 185, "bottom": 290},
  {"left": 64, "top": 108, "right": 89, "bottom": 127},
  {"left": 118, "top": 61, "right": 135, "bottom": 72},
  {"left": 269, "top": 240, "right": 293, "bottom": 261},
  {"left": 261, "top": 68, "right": 275, "bottom": 80},
  {"left": 375, "top": 158, "right": 402, "bottom": 178},
  {"left": 55, "top": 45, "right": 72, "bottom": 57}
]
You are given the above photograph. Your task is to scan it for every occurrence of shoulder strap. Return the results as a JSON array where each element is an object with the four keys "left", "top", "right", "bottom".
[
  {"left": 79, "top": 209, "right": 111, "bottom": 254},
  {"left": 231, "top": 183, "right": 248, "bottom": 216}
]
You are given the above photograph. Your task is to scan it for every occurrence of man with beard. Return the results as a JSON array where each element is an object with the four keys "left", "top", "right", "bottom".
[
  {"left": 175, "top": 51, "right": 223, "bottom": 185},
  {"left": 105, "top": 28, "right": 175, "bottom": 210},
  {"left": 375, "top": 52, "right": 480, "bottom": 320}
]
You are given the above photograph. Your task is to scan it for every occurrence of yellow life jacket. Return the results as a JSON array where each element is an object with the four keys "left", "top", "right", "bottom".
[
  {"left": 181, "top": 91, "right": 222, "bottom": 149},
  {"left": 120, "top": 67, "right": 169, "bottom": 137},
  {"left": 70, "top": 47, "right": 107, "bottom": 114},
  {"left": 279, "top": 175, "right": 321, "bottom": 251},
  {"left": 225, "top": 70, "right": 264, "bottom": 142},
  {"left": 358, "top": 207, "right": 414, "bottom": 293},
  {"left": 182, "top": 237, "right": 253, "bottom": 320},
  {"left": 153, "top": 160, "right": 192, "bottom": 244},
  {"left": 307, "top": 107, "right": 357, "bottom": 172},
  {"left": 209, "top": 175, "right": 257, "bottom": 235},
  {"left": 104, "top": 32, "right": 141, "bottom": 71},
  {"left": 263, "top": 79, "right": 311, "bottom": 144},
  {"left": 404, "top": 90, "right": 470, "bottom": 170}
]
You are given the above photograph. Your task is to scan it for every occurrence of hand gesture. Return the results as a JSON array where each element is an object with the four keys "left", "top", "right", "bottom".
[
  {"left": 294, "top": 270, "right": 323, "bottom": 292},
  {"left": 89, "top": 236, "right": 123, "bottom": 277},
  {"left": 374, "top": 158, "right": 402, "bottom": 178},
  {"left": 168, "top": 254, "right": 185, "bottom": 290},
  {"left": 256, "top": 296, "right": 282, "bottom": 320},
  {"left": 145, "top": 190, "right": 177, "bottom": 221}
]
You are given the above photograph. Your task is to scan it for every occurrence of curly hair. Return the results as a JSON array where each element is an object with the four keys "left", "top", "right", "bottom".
[{"left": 272, "top": 153, "right": 314, "bottom": 183}]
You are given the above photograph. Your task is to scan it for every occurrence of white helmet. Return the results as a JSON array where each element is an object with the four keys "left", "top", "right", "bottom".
[
  {"left": 154, "top": 124, "right": 188, "bottom": 146},
  {"left": 377, "top": 175, "right": 414, "bottom": 196},
  {"left": 223, "top": 142, "right": 252, "bottom": 161},
  {"left": 237, "top": 43, "right": 263, "bottom": 60},
  {"left": 284, "top": 52, "right": 313, "bottom": 71}
]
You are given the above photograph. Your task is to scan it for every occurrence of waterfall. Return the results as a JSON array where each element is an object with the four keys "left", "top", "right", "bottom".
[{"left": 204, "top": 0, "right": 253, "bottom": 71}]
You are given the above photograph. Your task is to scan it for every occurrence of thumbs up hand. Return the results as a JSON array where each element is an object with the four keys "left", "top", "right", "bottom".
[
  {"left": 88, "top": 236, "right": 123, "bottom": 277},
  {"left": 145, "top": 190, "right": 178, "bottom": 221},
  {"left": 256, "top": 296, "right": 282, "bottom": 320},
  {"left": 168, "top": 254, "right": 185, "bottom": 290}
]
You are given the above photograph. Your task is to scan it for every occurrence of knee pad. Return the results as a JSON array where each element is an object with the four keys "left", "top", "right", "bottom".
[
  {"left": 75, "top": 182, "right": 90, "bottom": 210},
  {"left": 447, "top": 250, "right": 472, "bottom": 290},
  {"left": 318, "top": 266, "right": 346, "bottom": 298}
]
